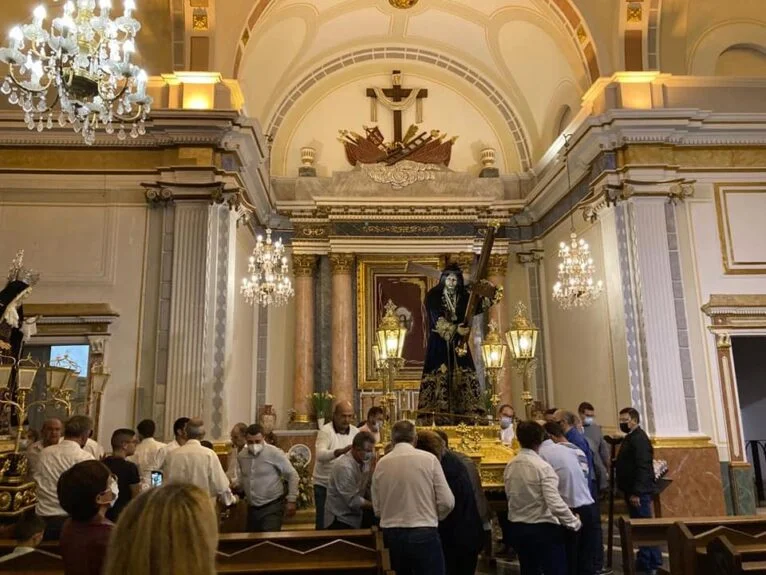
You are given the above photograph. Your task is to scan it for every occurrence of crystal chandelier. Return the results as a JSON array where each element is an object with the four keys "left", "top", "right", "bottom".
[
  {"left": 240, "top": 229, "right": 295, "bottom": 307},
  {"left": 0, "top": 0, "right": 152, "bottom": 145},
  {"left": 552, "top": 136, "right": 603, "bottom": 310}
]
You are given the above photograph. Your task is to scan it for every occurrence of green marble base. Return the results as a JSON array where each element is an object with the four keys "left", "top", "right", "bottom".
[{"left": 721, "top": 461, "right": 757, "bottom": 515}]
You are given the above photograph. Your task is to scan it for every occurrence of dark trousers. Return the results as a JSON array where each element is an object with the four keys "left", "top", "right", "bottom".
[
  {"left": 626, "top": 494, "right": 663, "bottom": 572},
  {"left": 383, "top": 527, "right": 446, "bottom": 575},
  {"left": 328, "top": 518, "right": 355, "bottom": 530},
  {"left": 444, "top": 544, "right": 479, "bottom": 575},
  {"left": 313, "top": 485, "right": 327, "bottom": 530},
  {"left": 39, "top": 515, "right": 66, "bottom": 541},
  {"left": 497, "top": 508, "right": 512, "bottom": 545},
  {"left": 246, "top": 498, "right": 284, "bottom": 532},
  {"left": 572, "top": 502, "right": 602, "bottom": 575},
  {"left": 510, "top": 522, "right": 568, "bottom": 575}
]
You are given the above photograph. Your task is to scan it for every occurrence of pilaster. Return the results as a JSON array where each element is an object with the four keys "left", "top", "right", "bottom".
[
  {"left": 487, "top": 254, "right": 512, "bottom": 405},
  {"left": 292, "top": 254, "right": 317, "bottom": 425},
  {"left": 330, "top": 253, "right": 355, "bottom": 406}
]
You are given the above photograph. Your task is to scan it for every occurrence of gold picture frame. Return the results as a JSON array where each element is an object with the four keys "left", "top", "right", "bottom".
[{"left": 356, "top": 255, "right": 443, "bottom": 390}]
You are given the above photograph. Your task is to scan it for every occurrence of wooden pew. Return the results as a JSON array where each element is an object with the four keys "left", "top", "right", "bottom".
[
  {"left": 0, "top": 529, "right": 395, "bottom": 575},
  {"left": 216, "top": 529, "right": 392, "bottom": 574},
  {"left": 619, "top": 515, "right": 766, "bottom": 575},
  {"left": 707, "top": 535, "right": 766, "bottom": 575},
  {"left": 669, "top": 523, "right": 766, "bottom": 575}
]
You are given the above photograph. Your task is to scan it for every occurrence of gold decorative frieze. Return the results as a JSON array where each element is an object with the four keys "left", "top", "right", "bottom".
[
  {"left": 449, "top": 253, "right": 475, "bottom": 271},
  {"left": 294, "top": 224, "right": 329, "bottom": 239},
  {"left": 576, "top": 25, "right": 587, "bottom": 45},
  {"left": 292, "top": 254, "right": 317, "bottom": 277},
  {"left": 192, "top": 9, "right": 208, "bottom": 30},
  {"left": 627, "top": 4, "right": 642, "bottom": 23},
  {"left": 361, "top": 223, "right": 447, "bottom": 234},
  {"left": 487, "top": 254, "right": 509, "bottom": 276},
  {"left": 702, "top": 295, "right": 766, "bottom": 331},
  {"left": 651, "top": 436, "right": 714, "bottom": 449},
  {"left": 330, "top": 253, "right": 355, "bottom": 274}
]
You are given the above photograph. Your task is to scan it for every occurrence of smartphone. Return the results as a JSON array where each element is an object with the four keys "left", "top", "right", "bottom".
[{"left": 150, "top": 470, "right": 163, "bottom": 487}]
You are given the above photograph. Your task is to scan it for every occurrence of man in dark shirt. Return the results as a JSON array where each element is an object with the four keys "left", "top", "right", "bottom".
[
  {"left": 103, "top": 429, "right": 141, "bottom": 522},
  {"left": 616, "top": 407, "right": 662, "bottom": 575},
  {"left": 554, "top": 409, "right": 598, "bottom": 499}
]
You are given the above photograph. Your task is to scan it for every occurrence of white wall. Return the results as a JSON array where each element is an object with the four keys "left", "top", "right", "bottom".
[{"left": 0, "top": 191, "right": 147, "bottom": 439}]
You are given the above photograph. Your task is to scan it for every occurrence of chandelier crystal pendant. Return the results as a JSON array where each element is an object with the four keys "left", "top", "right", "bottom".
[
  {"left": 0, "top": 0, "right": 153, "bottom": 145},
  {"left": 552, "top": 135, "right": 604, "bottom": 310},
  {"left": 240, "top": 228, "right": 295, "bottom": 307}
]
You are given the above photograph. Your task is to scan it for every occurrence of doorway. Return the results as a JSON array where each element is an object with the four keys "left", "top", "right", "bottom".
[{"left": 732, "top": 335, "right": 766, "bottom": 506}]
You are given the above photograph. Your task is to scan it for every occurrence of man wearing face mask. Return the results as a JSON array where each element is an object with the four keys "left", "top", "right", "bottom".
[
  {"left": 358, "top": 406, "right": 385, "bottom": 445},
  {"left": 325, "top": 431, "right": 376, "bottom": 529},
  {"left": 578, "top": 402, "right": 610, "bottom": 471},
  {"left": 497, "top": 404, "right": 515, "bottom": 445},
  {"left": 616, "top": 407, "right": 661, "bottom": 575},
  {"left": 237, "top": 423, "right": 299, "bottom": 532}
]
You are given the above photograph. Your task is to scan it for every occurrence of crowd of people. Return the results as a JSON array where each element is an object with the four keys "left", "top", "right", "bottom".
[{"left": 0, "top": 399, "right": 659, "bottom": 575}]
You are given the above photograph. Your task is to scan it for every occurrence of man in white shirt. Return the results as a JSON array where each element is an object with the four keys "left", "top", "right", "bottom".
[
  {"left": 154, "top": 416, "right": 189, "bottom": 470},
  {"left": 541, "top": 421, "right": 601, "bottom": 575},
  {"left": 313, "top": 400, "right": 358, "bottom": 529},
  {"left": 34, "top": 415, "right": 95, "bottom": 539},
  {"left": 504, "top": 420, "right": 581, "bottom": 575},
  {"left": 84, "top": 434, "right": 105, "bottom": 460},
  {"left": 357, "top": 406, "right": 384, "bottom": 444},
  {"left": 226, "top": 422, "right": 248, "bottom": 486},
  {"left": 498, "top": 404, "right": 516, "bottom": 445},
  {"left": 0, "top": 515, "right": 45, "bottom": 564},
  {"left": 237, "top": 423, "right": 298, "bottom": 532},
  {"left": 26, "top": 418, "right": 62, "bottom": 478},
  {"left": 163, "top": 418, "right": 235, "bottom": 506},
  {"left": 372, "top": 420, "right": 455, "bottom": 575},
  {"left": 128, "top": 418, "right": 166, "bottom": 488}
]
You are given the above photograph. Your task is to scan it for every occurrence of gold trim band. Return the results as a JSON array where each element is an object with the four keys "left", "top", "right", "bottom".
[{"left": 651, "top": 436, "right": 714, "bottom": 449}]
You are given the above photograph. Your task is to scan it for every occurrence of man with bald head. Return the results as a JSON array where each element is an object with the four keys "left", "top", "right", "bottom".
[
  {"left": 26, "top": 418, "right": 62, "bottom": 478},
  {"left": 313, "top": 400, "right": 359, "bottom": 529},
  {"left": 226, "top": 422, "right": 248, "bottom": 486}
]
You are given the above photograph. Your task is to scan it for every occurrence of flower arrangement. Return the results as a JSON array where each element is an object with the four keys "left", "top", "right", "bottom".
[
  {"left": 288, "top": 451, "right": 314, "bottom": 509},
  {"left": 308, "top": 391, "right": 334, "bottom": 421}
]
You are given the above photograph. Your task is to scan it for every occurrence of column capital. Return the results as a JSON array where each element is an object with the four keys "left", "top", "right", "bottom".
[
  {"left": 293, "top": 254, "right": 317, "bottom": 277},
  {"left": 449, "top": 253, "right": 474, "bottom": 271},
  {"left": 330, "top": 253, "right": 355, "bottom": 274},
  {"left": 487, "top": 254, "right": 509, "bottom": 276},
  {"left": 515, "top": 250, "right": 544, "bottom": 265}
]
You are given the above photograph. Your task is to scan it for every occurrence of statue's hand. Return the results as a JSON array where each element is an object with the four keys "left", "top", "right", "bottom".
[
  {"left": 471, "top": 279, "right": 497, "bottom": 298},
  {"left": 456, "top": 325, "right": 470, "bottom": 337}
]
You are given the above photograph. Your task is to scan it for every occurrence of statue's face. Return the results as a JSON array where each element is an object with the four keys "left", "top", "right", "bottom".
[{"left": 444, "top": 273, "right": 458, "bottom": 291}]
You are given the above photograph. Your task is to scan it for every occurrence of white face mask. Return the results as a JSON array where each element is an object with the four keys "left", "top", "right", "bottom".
[
  {"left": 249, "top": 443, "right": 264, "bottom": 456},
  {"left": 362, "top": 451, "right": 373, "bottom": 463},
  {"left": 107, "top": 476, "right": 119, "bottom": 508}
]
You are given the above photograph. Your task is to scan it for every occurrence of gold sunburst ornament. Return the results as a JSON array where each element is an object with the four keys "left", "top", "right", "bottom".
[{"left": 389, "top": 0, "right": 419, "bottom": 8}]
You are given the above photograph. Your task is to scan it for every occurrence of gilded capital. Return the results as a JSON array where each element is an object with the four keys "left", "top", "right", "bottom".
[
  {"left": 449, "top": 253, "right": 474, "bottom": 271},
  {"left": 292, "top": 254, "right": 317, "bottom": 277},
  {"left": 715, "top": 332, "right": 732, "bottom": 349},
  {"left": 330, "top": 253, "right": 355, "bottom": 274},
  {"left": 487, "top": 254, "right": 509, "bottom": 277}
]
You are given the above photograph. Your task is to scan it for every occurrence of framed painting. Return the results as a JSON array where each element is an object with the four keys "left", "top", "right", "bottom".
[{"left": 356, "top": 255, "right": 443, "bottom": 390}]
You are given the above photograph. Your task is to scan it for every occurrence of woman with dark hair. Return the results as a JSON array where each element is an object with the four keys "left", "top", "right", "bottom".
[
  {"left": 417, "top": 263, "right": 500, "bottom": 424},
  {"left": 57, "top": 460, "right": 117, "bottom": 575}
]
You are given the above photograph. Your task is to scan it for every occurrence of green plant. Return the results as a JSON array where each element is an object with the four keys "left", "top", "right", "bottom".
[{"left": 308, "top": 391, "right": 334, "bottom": 420}]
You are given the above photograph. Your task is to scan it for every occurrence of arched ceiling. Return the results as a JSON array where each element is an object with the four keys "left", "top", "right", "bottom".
[{"left": 217, "top": 0, "right": 603, "bottom": 173}]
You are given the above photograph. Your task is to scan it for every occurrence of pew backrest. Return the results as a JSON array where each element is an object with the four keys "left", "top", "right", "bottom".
[
  {"left": 707, "top": 535, "right": 766, "bottom": 575},
  {"left": 669, "top": 523, "right": 766, "bottom": 575},
  {"left": 0, "top": 548, "right": 64, "bottom": 574}
]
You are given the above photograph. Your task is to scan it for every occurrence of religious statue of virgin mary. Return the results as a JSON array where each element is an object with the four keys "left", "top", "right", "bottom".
[{"left": 417, "top": 263, "right": 501, "bottom": 424}]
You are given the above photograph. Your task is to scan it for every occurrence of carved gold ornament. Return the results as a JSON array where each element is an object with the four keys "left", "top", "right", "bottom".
[
  {"left": 361, "top": 161, "right": 440, "bottom": 189},
  {"left": 389, "top": 0, "right": 419, "bottom": 9}
]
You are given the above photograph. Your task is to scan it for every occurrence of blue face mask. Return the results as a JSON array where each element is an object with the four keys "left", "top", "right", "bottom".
[{"left": 500, "top": 416, "right": 513, "bottom": 430}]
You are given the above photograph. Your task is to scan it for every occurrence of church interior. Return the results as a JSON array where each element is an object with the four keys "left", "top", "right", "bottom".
[{"left": 1, "top": 0, "right": 766, "bottom": 573}]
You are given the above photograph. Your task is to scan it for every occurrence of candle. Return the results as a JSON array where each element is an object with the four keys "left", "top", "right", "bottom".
[
  {"left": 9, "top": 26, "right": 23, "bottom": 50},
  {"left": 135, "top": 69, "right": 147, "bottom": 97},
  {"left": 99, "top": 0, "right": 111, "bottom": 15},
  {"left": 124, "top": 0, "right": 135, "bottom": 17},
  {"left": 32, "top": 5, "right": 47, "bottom": 28},
  {"left": 123, "top": 39, "right": 134, "bottom": 63}
]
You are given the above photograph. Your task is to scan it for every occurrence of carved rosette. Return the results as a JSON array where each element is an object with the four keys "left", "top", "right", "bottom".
[
  {"left": 292, "top": 254, "right": 317, "bottom": 277},
  {"left": 330, "top": 253, "right": 355, "bottom": 275},
  {"left": 487, "top": 254, "right": 509, "bottom": 277}
]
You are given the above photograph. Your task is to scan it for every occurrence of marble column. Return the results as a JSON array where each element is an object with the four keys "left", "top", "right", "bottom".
[
  {"left": 165, "top": 200, "right": 210, "bottom": 436},
  {"left": 330, "top": 253, "right": 355, "bottom": 405},
  {"left": 292, "top": 255, "right": 317, "bottom": 425},
  {"left": 487, "top": 254, "right": 512, "bottom": 406}
]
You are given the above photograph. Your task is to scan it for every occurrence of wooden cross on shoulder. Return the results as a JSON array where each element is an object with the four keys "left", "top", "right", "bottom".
[{"left": 366, "top": 70, "right": 428, "bottom": 143}]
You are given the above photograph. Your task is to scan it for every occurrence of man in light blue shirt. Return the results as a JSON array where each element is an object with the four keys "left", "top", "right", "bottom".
[
  {"left": 543, "top": 421, "right": 603, "bottom": 575},
  {"left": 325, "top": 431, "right": 376, "bottom": 529},
  {"left": 238, "top": 423, "right": 299, "bottom": 532}
]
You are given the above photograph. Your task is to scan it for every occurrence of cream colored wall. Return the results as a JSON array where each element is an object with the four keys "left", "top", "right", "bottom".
[
  {"left": 541, "top": 215, "right": 619, "bottom": 429},
  {"left": 682, "top": 181, "right": 766, "bottom": 460},
  {"left": 0, "top": 194, "right": 148, "bottom": 440},
  {"left": 224, "top": 226, "right": 259, "bottom": 430}
]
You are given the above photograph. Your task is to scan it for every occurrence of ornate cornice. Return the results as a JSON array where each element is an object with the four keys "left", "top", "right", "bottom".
[
  {"left": 292, "top": 254, "right": 317, "bottom": 277},
  {"left": 702, "top": 294, "right": 766, "bottom": 332},
  {"left": 487, "top": 254, "right": 509, "bottom": 276},
  {"left": 329, "top": 253, "right": 355, "bottom": 274},
  {"left": 449, "top": 253, "right": 475, "bottom": 271}
]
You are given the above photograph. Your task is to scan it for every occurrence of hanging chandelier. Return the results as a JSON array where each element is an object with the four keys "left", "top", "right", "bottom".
[
  {"left": 240, "top": 228, "right": 295, "bottom": 307},
  {"left": 552, "top": 136, "right": 603, "bottom": 310},
  {"left": 0, "top": 0, "right": 152, "bottom": 145}
]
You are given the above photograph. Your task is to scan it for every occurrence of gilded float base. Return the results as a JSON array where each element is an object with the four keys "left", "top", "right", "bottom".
[{"left": 0, "top": 479, "right": 36, "bottom": 518}]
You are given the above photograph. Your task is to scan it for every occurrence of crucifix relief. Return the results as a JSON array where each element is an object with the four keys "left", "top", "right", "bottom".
[{"left": 366, "top": 70, "right": 428, "bottom": 143}]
